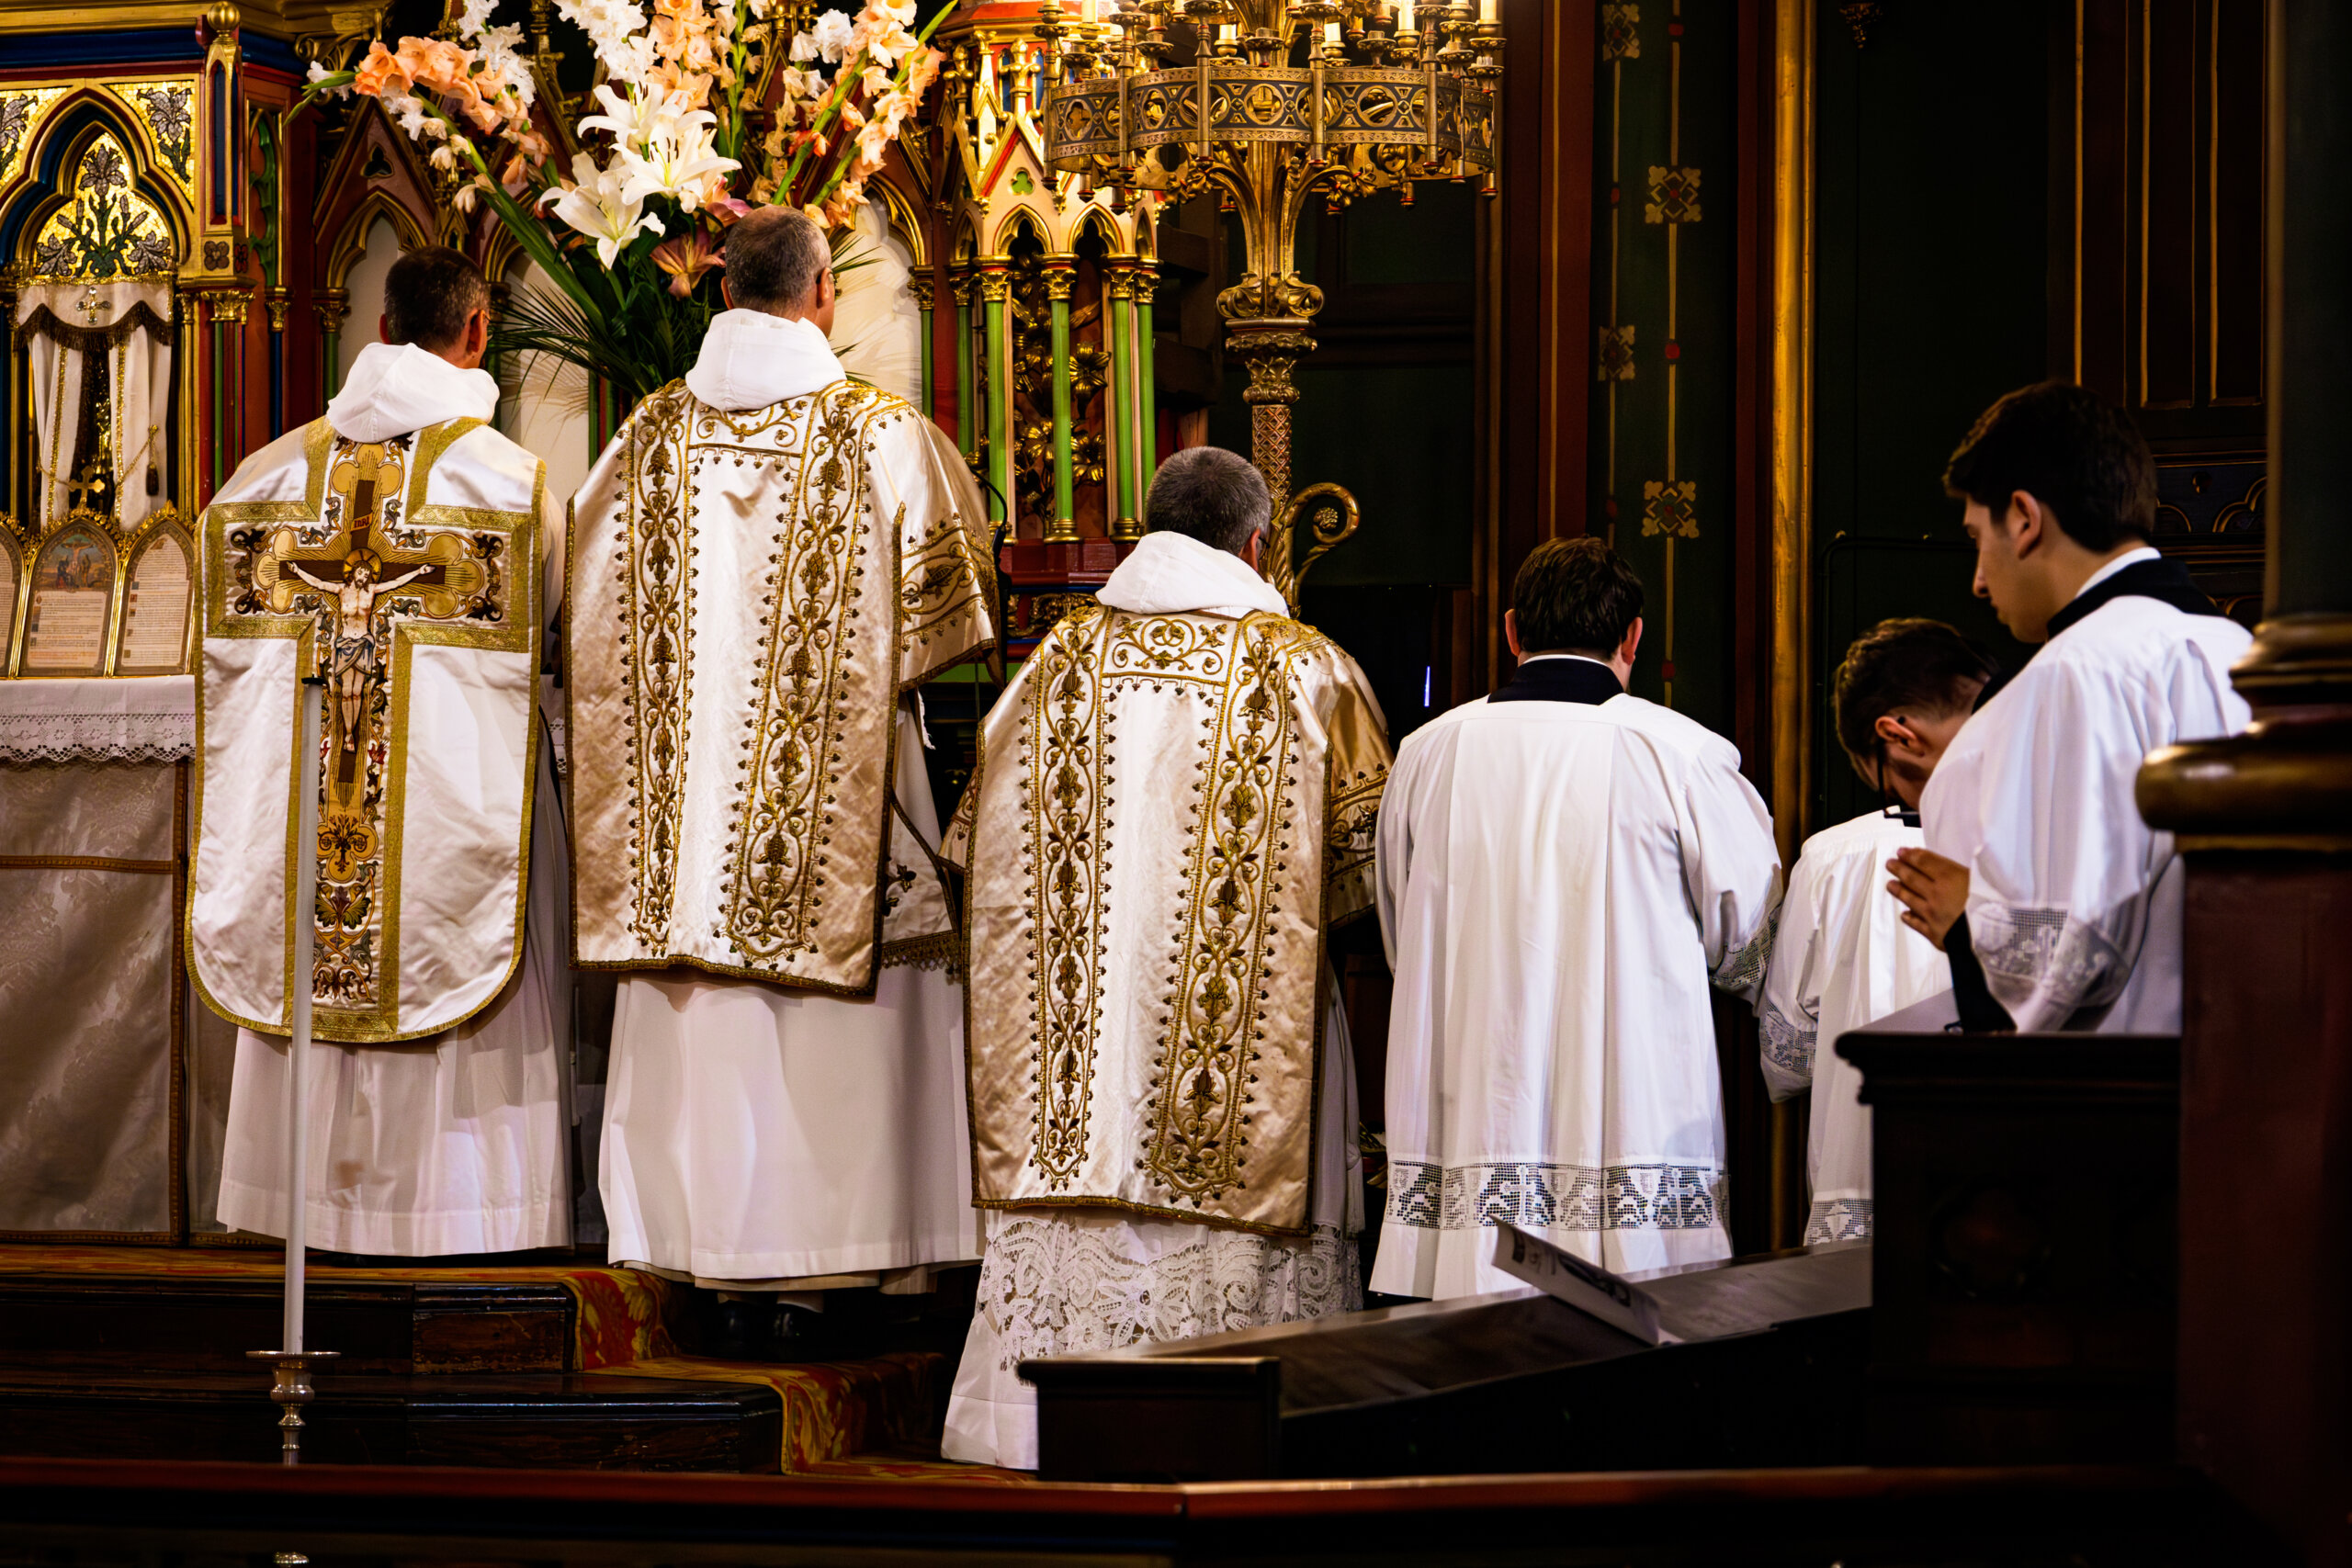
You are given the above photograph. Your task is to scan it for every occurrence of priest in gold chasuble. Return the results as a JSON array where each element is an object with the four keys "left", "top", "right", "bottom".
[
  {"left": 569, "top": 209, "right": 997, "bottom": 1293},
  {"left": 940, "top": 448, "right": 1391, "bottom": 1471},
  {"left": 193, "top": 250, "right": 573, "bottom": 1256}
]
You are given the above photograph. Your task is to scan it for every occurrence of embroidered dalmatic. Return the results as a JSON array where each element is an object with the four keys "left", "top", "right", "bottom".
[
  {"left": 197, "top": 340, "right": 572, "bottom": 1256},
  {"left": 1758, "top": 807, "right": 1951, "bottom": 1245},
  {"left": 948, "top": 578, "right": 1389, "bottom": 1233},
  {"left": 569, "top": 309, "right": 996, "bottom": 1287},
  {"left": 567, "top": 378, "right": 993, "bottom": 987},
  {"left": 939, "top": 529, "right": 1387, "bottom": 1469},
  {"left": 1924, "top": 549, "right": 2251, "bottom": 1033},
  {"left": 1370, "top": 659, "right": 1783, "bottom": 1300}
]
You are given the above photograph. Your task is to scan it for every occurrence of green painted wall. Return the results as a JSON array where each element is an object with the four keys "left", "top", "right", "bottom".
[{"left": 1588, "top": 0, "right": 1739, "bottom": 737}]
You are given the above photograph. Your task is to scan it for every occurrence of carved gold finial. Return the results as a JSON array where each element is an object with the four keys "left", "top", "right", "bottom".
[{"left": 206, "top": 3, "right": 243, "bottom": 33}]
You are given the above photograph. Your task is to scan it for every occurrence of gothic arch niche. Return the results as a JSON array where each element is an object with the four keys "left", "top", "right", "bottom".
[{"left": 6, "top": 108, "right": 186, "bottom": 536}]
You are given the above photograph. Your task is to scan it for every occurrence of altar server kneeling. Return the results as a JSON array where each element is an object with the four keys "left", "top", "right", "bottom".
[
  {"left": 1888, "top": 383, "right": 2251, "bottom": 1032},
  {"left": 196, "top": 247, "right": 572, "bottom": 1257},
  {"left": 1374, "top": 536, "right": 1782, "bottom": 1300},
  {"left": 1758, "top": 619, "right": 1993, "bottom": 1245},
  {"left": 941, "top": 447, "right": 1391, "bottom": 1470}
]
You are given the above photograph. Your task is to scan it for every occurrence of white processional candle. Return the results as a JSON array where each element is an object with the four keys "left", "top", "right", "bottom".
[
  {"left": 1080, "top": 0, "right": 1097, "bottom": 24},
  {"left": 1325, "top": 20, "right": 1340, "bottom": 45},
  {"left": 1396, "top": 1, "right": 1414, "bottom": 32},
  {"left": 1480, "top": 0, "right": 1498, "bottom": 18}
]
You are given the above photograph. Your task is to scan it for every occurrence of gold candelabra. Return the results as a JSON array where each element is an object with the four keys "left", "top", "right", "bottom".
[{"left": 1035, "top": 0, "right": 1503, "bottom": 605}]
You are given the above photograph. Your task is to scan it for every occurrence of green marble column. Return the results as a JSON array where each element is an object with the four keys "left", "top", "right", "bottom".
[
  {"left": 1108, "top": 263, "right": 1139, "bottom": 536},
  {"left": 980, "top": 263, "right": 1012, "bottom": 526},
  {"left": 1046, "top": 255, "right": 1076, "bottom": 541},
  {"left": 1136, "top": 259, "right": 1159, "bottom": 486}
]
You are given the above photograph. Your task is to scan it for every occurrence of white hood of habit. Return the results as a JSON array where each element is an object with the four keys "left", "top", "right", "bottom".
[
  {"left": 685, "top": 309, "right": 845, "bottom": 411},
  {"left": 1097, "top": 529, "right": 1291, "bottom": 621},
  {"left": 326, "top": 342, "right": 500, "bottom": 444}
]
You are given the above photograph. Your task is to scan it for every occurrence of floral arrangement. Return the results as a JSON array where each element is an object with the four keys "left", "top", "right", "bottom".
[{"left": 304, "top": 0, "right": 946, "bottom": 405}]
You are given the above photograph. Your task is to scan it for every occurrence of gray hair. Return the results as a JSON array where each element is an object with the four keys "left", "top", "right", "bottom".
[
  {"left": 1142, "top": 446, "right": 1271, "bottom": 554},
  {"left": 724, "top": 206, "right": 831, "bottom": 313}
]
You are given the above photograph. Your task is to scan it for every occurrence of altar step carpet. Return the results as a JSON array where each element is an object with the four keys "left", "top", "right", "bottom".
[{"left": 0, "top": 1245, "right": 975, "bottom": 1476}]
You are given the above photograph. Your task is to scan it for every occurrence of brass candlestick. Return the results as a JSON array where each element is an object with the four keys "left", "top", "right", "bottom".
[{"left": 246, "top": 1349, "right": 339, "bottom": 1464}]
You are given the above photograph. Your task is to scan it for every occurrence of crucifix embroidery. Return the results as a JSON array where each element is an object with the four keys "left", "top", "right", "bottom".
[{"left": 230, "top": 434, "right": 505, "bottom": 1011}]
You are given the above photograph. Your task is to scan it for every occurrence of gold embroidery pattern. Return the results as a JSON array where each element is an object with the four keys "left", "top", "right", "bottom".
[
  {"left": 1325, "top": 764, "right": 1385, "bottom": 901},
  {"left": 622, "top": 386, "right": 694, "bottom": 947},
  {"left": 720, "top": 383, "right": 882, "bottom": 961},
  {"left": 1024, "top": 602, "right": 1114, "bottom": 1190},
  {"left": 899, "top": 507, "right": 987, "bottom": 677},
  {"left": 1107, "top": 612, "right": 1231, "bottom": 680},
  {"left": 1144, "top": 615, "right": 1303, "bottom": 1206},
  {"left": 218, "top": 426, "right": 513, "bottom": 1032}
]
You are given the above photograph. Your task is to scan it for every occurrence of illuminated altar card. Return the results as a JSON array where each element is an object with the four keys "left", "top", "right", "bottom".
[
  {"left": 117, "top": 528, "right": 193, "bottom": 675},
  {"left": 22, "top": 524, "right": 118, "bottom": 676},
  {"left": 0, "top": 534, "right": 17, "bottom": 674}
]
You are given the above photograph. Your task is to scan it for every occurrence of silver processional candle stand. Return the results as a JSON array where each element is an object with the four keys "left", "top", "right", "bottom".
[{"left": 248, "top": 675, "right": 337, "bottom": 1467}]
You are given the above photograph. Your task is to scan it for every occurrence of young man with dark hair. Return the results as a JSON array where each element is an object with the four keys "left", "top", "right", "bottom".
[
  {"left": 194, "top": 244, "right": 571, "bottom": 1256},
  {"left": 1373, "top": 536, "right": 1782, "bottom": 1298},
  {"left": 1887, "top": 381, "right": 2251, "bottom": 1032},
  {"left": 1760, "top": 620, "right": 1994, "bottom": 1243}
]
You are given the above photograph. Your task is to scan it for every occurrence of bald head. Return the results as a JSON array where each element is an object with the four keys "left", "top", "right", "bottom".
[{"left": 723, "top": 207, "right": 834, "bottom": 319}]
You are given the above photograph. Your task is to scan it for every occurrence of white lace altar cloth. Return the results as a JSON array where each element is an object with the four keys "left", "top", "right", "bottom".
[{"left": 0, "top": 676, "right": 194, "bottom": 762}]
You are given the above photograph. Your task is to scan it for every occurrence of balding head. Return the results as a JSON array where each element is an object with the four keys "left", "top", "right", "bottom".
[{"left": 723, "top": 207, "right": 836, "bottom": 324}]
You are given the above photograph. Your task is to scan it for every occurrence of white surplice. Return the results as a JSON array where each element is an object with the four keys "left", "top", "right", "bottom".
[
  {"left": 1370, "top": 661, "right": 1783, "bottom": 1300},
  {"left": 212, "top": 344, "right": 572, "bottom": 1257},
  {"left": 1922, "top": 550, "right": 2251, "bottom": 1033},
  {"left": 1757, "top": 807, "right": 1951, "bottom": 1244},
  {"left": 591, "top": 310, "right": 987, "bottom": 1289}
]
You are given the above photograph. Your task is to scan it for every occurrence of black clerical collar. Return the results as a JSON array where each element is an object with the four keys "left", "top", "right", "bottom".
[
  {"left": 1883, "top": 802, "right": 1922, "bottom": 829},
  {"left": 1973, "top": 550, "right": 2225, "bottom": 710},
  {"left": 2044, "top": 550, "right": 2224, "bottom": 639},
  {"left": 1490, "top": 655, "right": 1623, "bottom": 705}
]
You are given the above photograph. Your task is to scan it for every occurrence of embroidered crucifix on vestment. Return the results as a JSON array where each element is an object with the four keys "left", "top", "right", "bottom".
[{"left": 252, "top": 439, "right": 494, "bottom": 809}]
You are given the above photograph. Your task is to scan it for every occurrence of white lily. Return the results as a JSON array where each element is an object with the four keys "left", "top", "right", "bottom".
[
  {"left": 618, "top": 113, "right": 741, "bottom": 213},
  {"left": 544, "top": 151, "right": 666, "bottom": 267}
]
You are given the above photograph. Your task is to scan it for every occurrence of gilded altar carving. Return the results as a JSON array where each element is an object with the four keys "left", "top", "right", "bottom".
[{"left": 29, "top": 134, "right": 176, "bottom": 281}]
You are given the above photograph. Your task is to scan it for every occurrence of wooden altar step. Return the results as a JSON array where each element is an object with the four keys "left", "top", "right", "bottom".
[
  {"left": 0, "top": 1245, "right": 679, "bottom": 1372},
  {"left": 0, "top": 1272, "right": 577, "bottom": 1375},
  {"left": 0, "top": 1247, "right": 962, "bottom": 1475},
  {"left": 0, "top": 1370, "right": 781, "bottom": 1472}
]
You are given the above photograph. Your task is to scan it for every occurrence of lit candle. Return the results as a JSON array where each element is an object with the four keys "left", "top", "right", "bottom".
[
  {"left": 1324, "top": 19, "right": 1340, "bottom": 45},
  {"left": 1480, "top": 0, "right": 1498, "bottom": 17},
  {"left": 1217, "top": 21, "right": 1235, "bottom": 42},
  {"left": 1081, "top": 0, "right": 1097, "bottom": 21},
  {"left": 1396, "top": 1, "right": 1414, "bottom": 31}
]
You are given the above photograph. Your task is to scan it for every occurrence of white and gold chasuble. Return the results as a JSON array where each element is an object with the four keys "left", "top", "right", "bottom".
[
  {"left": 191, "top": 413, "right": 549, "bottom": 1044},
  {"left": 567, "top": 377, "right": 996, "bottom": 993},
  {"left": 947, "top": 584, "right": 1390, "bottom": 1238}
]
